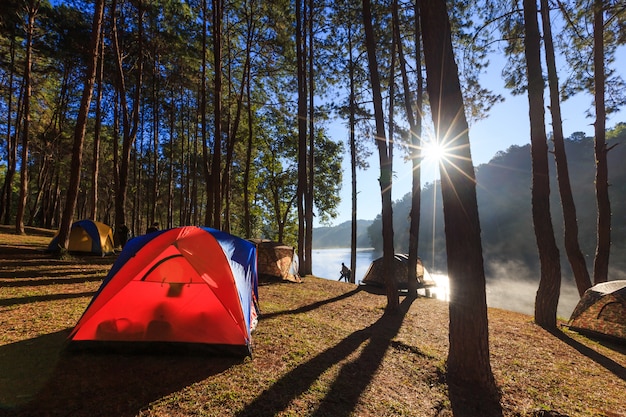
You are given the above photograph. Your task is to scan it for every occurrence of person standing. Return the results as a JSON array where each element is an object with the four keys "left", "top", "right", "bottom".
[{"left": 339, "top": 262, "right": 351, "bottom": 282}]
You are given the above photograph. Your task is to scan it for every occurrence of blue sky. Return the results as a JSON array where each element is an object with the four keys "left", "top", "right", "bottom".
[{"left": 322, "top": 45, "right": 626, "bottom": 227}]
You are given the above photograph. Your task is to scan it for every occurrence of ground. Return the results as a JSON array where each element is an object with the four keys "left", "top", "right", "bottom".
[{"left": 0, "top": 225, "right": 625, "bottom": 417}]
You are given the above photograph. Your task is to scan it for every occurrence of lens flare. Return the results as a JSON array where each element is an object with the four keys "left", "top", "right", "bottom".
[{"left": 421, "top": 139, "right": 447, "bottom": 163}]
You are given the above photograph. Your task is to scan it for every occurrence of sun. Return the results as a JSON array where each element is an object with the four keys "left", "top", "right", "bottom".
[{"left": 421, "top": 139, "right": 447, "bottom": 163}]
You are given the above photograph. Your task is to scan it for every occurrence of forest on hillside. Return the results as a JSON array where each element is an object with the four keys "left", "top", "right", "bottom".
[
  {"left": 312, "top": 219, "right": 373, "bottom": 248},
  {"left": 367, "top": 124, "right": 626, "bottom": 282}
]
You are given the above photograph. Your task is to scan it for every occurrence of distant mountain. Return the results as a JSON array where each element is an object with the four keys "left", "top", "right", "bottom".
[
  {"left": 366, "top": 123, "right": 626, "bottom": 279},
  {"left": 313, "top": 220, "right": 373, "bottom": 248}
]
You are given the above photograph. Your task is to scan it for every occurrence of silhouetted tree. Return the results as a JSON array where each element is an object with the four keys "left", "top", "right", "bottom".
[
  {"left": 524, "top": 0, "right": 561, "bottom": 329},
  {"left": 420, "top": 0, "right": 497, "bottom": 399},
  {"left": 362, "top": 0, "right": 399, "bottom": 312},
  {"left": 57, "top": 0, "right": 105, "bottom": 250},
  {"left": 540, "top": 0, "right": 592, "bottom": 296}
]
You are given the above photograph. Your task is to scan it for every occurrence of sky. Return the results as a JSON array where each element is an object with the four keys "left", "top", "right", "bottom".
[{"left": 321, "top": 45, "right": 626, "bottom": 227}]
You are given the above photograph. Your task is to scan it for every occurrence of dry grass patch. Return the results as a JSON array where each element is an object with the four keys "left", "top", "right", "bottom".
[{"left": 1, "top": 229, "right": 625, "bottom": 417}]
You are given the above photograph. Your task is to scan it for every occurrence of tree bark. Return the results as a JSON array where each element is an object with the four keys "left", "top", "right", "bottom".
[
  {"left": 57, "top": 0, "right": 105, "bottom": 250},
  {"left": 304, "top": 0, "right": 314, "bottom": 276},
  {"left": 362, "top": 0, "right": 398, "bottom": 313},
  {"left": 111, "top": 0, "right": 144, "bottom": 240},
  {"left": 244, "top": 55, "right": 253, "bottom": 238},
  {"left": 523, "top": 0, "right": 562, "bottom": 329},
  {"left": 540, "top": 0, "right": 592, "bottom": 296},
  {"left": 1, "top": 36, "right": 17, "bottom": 224},
  {"left": 201, "top": 0, "right": 212, "bottom": 227},
  {"left": 593, "top": 0, "right": 610, "bottom": 285},
  {"left": 296, "top": 0, "right": 308, "bottom": 275},
  {"left": 420, "top": 0, "right": 496, "bottom": 395},
  {"left": 16, "top": 1, "right": 38, "bottom": 235},
  {"left": 212, "top": 0, "right": 223, "bottom": 229},
  {"left": 150, "top": 56, "right": 160, "bottom": 226},
  {"left": 394, "top": 0, "right": 422, "bottom": 296},
  {"left": 91, "top": 32, "right": 105, "bottom": 221},
  {"left": 348, "top": 24, "right": 357, "bottom": 283}
]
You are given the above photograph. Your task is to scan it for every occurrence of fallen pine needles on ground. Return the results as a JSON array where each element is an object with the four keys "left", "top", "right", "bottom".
[{"left": 0, "top": 227, "right": 625, "bottom": 416}]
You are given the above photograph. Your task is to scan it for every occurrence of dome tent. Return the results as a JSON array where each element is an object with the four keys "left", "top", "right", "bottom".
[
  {"left": 69, "top": 226, "right": 258, "bottom": 356},
  {"left": 47, "top": 219, "right": 115, "bottom": 256},
  {"left": 250, "top": 239, "right": 301, "bottom": 283},
  {"left": 568, "top": 280, "right": 626, "bottom": 343},
  {"left": 360, "top": 254, "right": 435, "bottom": 290}
]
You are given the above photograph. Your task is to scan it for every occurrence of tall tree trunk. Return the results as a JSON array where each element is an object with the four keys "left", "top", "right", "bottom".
[
  {"left": 222, "top": 27, "right": 250, "bottom": 233},
  {"left": 16, "top": 1, "right": 38, "bottom": 235},
  {"left": 244, "top": 59, "right": 253, "bottom": 238},
  {"left": 112, "top": 91, "right": 120, "bottom": 202},
  {"left": 394, "top": 0, "right": 422, "bottom": 296},
  {"left": 201, "top": 0, "right": 212, "bottom": 226},
  {"left": 112, "top": 0, "right": 144, "bottom": 240},
  {"left": 180, "top": 91, "right": 189, "bottom": 225},
  {"left": 523, "top": 0, "right": 561, "bottom": 329},
  {"left": 211, "top": 0, "right": 223, "bottom": 229},
  {"left": 420, "top": 0, "right": 497, "bottom": 396},
  {"left": 151, "top": 58, "right": 160, "bottom": 225},
  {"left": 593, "top": 0, "right": 610, "bottom": 285},
  {"left": 304, "top": 0, "right": 314, "bottom": 276},
  {"left": 190, "top": 99, "right": 199, "bottom": 225},
  {"left": 348, "top": 24, "right": 357, "bottom": 283},
  {"left": 362, "top": 0, "right": 398, "bottom": 313},
  {"left": 91, "top": 32, "right": 105, "bottom": 221},
  {"left": 56, "top": 0, "right": 105, "bottom": 250},
  {"left": 296, "top": 0, "right": 308, "bottom": 275},
  {"left": 540, "top": 0, "right": 592, "bottom": 296},
  {"left": 168, "top": 91, "right": 175, "bottom": 228},
  {"left": 1, "top": 36, "right": 17, "bottom": 224}
]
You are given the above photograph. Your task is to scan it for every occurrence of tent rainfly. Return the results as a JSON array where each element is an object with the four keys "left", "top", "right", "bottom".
[
  {"left": 568, "top": 280, "right": 626, "bottom": 343},
  {"left": 48, "top": 219, "right": 115, "bottom": 256},
  {"left": 360, "top": 254, "right": 435, "bottom": 289},
  {"left": 250, "top": 239, "right": 301, "bottom": 283},
  {"left": 69, "top": 226, "right": 259, "bottom": 356}
]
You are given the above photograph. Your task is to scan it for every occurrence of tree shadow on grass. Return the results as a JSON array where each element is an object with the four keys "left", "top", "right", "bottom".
[
  {"left": 260, "top": 286, "right": 363, "bottom": 319},
  {"left": 0, "top": 291, "right": 96, "bottom": 307},
  {"left": 550, "top": 329, "right": 626, "bottom": 381},
  {"left": 0, "top": 329, "right": 241, "bottom": 417},
  {"left": 236, "top": 296, "right": 415, "bottom": 417}
]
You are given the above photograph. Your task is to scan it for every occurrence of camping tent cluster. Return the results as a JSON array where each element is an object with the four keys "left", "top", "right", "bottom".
[
  {"left": 568, "top": 280, "right": 626, "bottom": 343},
  {"left": 47, "top": 219, "right": 115, "bottom": 256},
  {"left": 69, "top": 226, "right": 258, "bottom": 356}
]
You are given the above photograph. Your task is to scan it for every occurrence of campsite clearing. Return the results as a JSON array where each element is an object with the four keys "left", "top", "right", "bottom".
[{"left": 0, "top": 226, "right": 625, "bottom": 417}]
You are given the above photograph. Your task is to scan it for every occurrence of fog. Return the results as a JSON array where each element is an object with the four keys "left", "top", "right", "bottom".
[
  {"left": 310, "top": 249, "right": 619, "bottom": 319},
  {"left": 485, "top": 277, "right": 580, "bottom": 318},
  {"left": 482, "top": 259, "right": 578, "bottom": 318}
]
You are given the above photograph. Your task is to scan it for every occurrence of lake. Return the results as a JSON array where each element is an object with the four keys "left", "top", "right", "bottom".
[{"left": 310, "top": 247, "right": 579, "bottom": 318}]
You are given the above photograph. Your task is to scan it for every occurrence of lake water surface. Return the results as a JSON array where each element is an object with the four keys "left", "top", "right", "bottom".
[{"left": 310, "top": 247, "right": 579, "bottom": 317}]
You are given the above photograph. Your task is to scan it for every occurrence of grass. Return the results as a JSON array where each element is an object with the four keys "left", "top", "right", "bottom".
[{"left": 0, "top": 225, "right": 625, "bottom": 416}]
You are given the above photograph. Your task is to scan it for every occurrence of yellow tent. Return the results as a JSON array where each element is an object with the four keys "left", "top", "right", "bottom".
[{"left": 48, "top": 219, "right": 115, "bottom": 256}]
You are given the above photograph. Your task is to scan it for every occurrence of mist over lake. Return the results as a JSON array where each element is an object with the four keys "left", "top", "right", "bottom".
[{"left": 311, "top": 247, "right": 580, "bottom": 318}]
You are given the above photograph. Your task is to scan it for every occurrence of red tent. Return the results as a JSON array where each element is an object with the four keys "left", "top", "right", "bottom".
[{"left": 69, "top": 226, "right": 258, "bottom": 355}]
